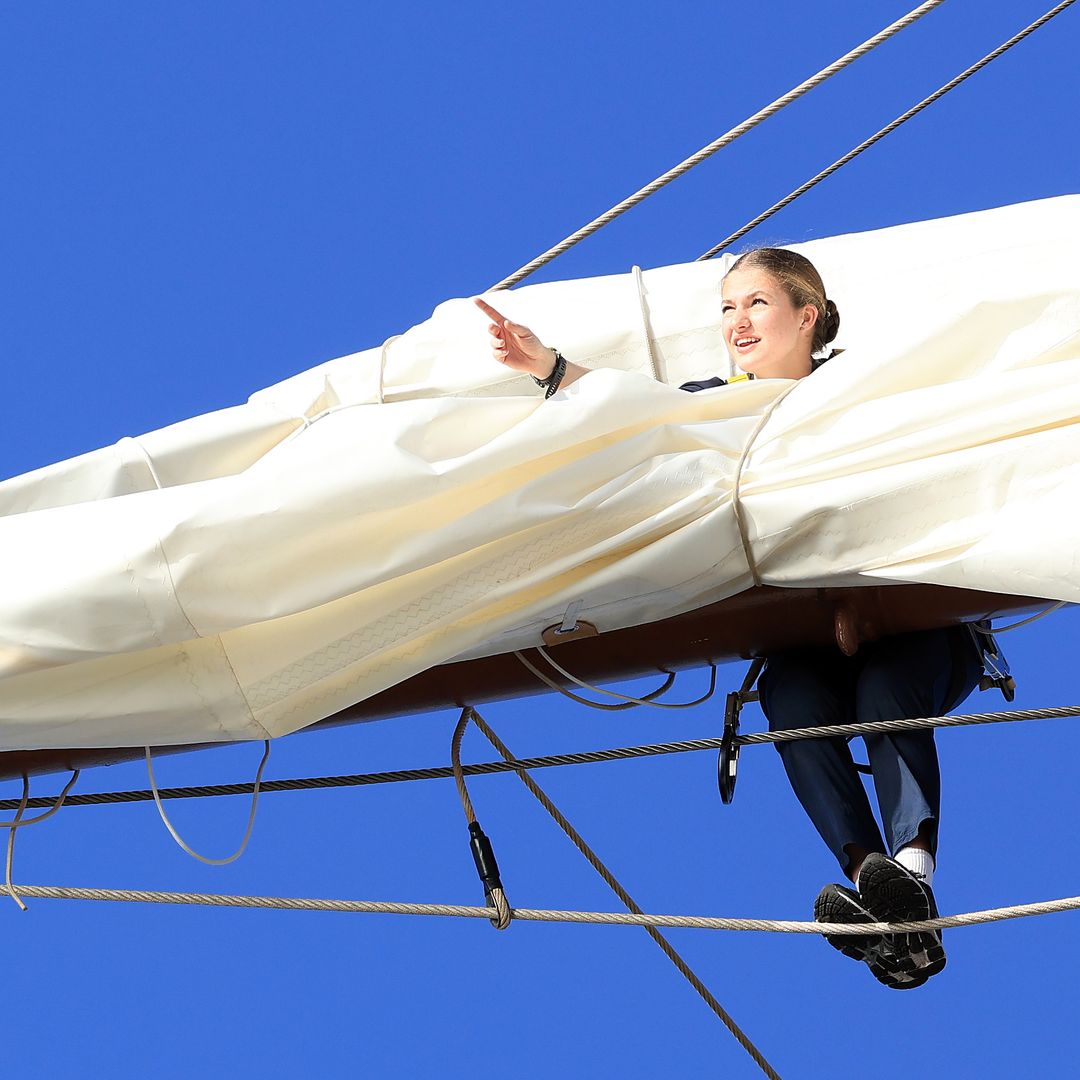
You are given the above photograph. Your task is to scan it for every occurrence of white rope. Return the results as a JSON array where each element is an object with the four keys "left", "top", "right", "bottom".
[
  {"left": 631, "top": 265, "right": 662, "bottom": 381},
  {"left": 488, "top": 0, "right": 947, "bottom": 291},
  {"left": 120, "top": 435, "right": 165, "bottom": 490},
  {"left": 145, "top": 742, "right": 270, "bottom": 866},
  {"left": 514, "top": 649, "right": 681, "bottom": 711},
  {"left": 975, "top": 601, "right": 1068, "bottom": 635},
  {"left": 528, "top": 646, "right": 718, "bottom": 709},
  {"left": 1, "top": 770, "right": 78, "bottom": 912},
  {"left": 376, "top": 334, "right": 400, "bottom": 405},
  {"left": 730, "top": 383, "right": 801, "bottom": 586},
  {"left": 557, "top": 598, "right": 584, "bottom": 634},
  {"left": 4, "top": 776, "right": 29, "bottom": 911},
  {"left": 11, "top": 883, "right": 1080, "bottom": 937},
  {"left": 0, "top": 770, "right": 79, "bottom": 830}
]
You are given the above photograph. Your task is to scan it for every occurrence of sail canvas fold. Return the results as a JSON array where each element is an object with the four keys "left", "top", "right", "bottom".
[{"left": 1, "top": 195, "right": 1076, "bottom": 750}]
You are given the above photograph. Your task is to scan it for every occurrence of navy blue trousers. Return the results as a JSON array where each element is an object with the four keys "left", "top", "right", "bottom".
[{"left": 758, "top": 628, "right": 981, "bottom": 875}]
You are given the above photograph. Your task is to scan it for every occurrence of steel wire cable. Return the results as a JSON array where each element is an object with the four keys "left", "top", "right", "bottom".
[
  {"left": 3, "top": 704, "right": 1077, "bottom": 812},
  {"left": 488, "top": 0, "right": 948, "bottom": 291},
  {"left": 698, "top": 0, "right": 1077, "bottom": 259}
]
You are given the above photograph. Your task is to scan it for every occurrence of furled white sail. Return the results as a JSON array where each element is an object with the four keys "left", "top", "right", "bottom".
[{"left": 1, "top": 196, "right": 1076, "bottom": 750}]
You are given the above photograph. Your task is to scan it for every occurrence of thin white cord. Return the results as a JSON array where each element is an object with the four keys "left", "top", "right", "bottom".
[
  {"left": 377, "top": 334, "right": 400, "bottom": 404},
  {"left": 632, "top": 265, "right": 662, "bottom": 381},
  {"left": 532, "top": 646, "right": 717, "bottom": 709},
  {"left": 4, "top": 775, "right": 29, "bottom": 911},
  {"left": 0, "top": 770, "right": 80, "bottom": 830},
  {"left": 515, "top": 650, "right": 680, "bottom": 711},
  {"left": 145, "top": 742, "right": 271, "bottom": 866},
  {"left": 731, "top": 382, "right": 801, "bottom": 586},
  {"left": 558, "top": 599, "right": 584, "bottom": 634},
  {"left": 121, "top": 436, "right": 164, "bottom": 490},
  {"left": 976, "top": 602, "right": 1068, "bottom": 634}
]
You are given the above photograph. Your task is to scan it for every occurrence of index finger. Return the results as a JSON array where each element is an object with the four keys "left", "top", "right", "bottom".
[{"left": 473, "top": 296, "right": 509, "bottom": 325}]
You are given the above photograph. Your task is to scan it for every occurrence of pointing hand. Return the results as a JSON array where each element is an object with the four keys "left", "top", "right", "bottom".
[{"left": 474, "top": 297, "right": 556, "bottom": 380}]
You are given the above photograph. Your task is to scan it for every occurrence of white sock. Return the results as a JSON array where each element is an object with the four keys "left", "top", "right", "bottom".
[{"left": 895, "top": 846, "right": 935, "bottom": 887}]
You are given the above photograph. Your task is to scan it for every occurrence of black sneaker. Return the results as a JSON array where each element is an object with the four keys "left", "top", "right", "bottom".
[
  {"left": 857, "top": 852, "right": 946, "bottom": 982},
  {"left": 814, "top": 882, "right": 926, "bottom": 990}
]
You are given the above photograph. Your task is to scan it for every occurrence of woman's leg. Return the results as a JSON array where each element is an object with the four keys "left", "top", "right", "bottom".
[
  {"left": 854, "top": 627, "right": 982, "bottom": 862},
  {"left": 758, "top": 648, "right": 885, "bottom": 878}
]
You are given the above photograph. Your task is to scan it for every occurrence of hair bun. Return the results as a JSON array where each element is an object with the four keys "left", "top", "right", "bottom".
[{"left": 820, "top": 298, "right": 840, "bottom": 346}]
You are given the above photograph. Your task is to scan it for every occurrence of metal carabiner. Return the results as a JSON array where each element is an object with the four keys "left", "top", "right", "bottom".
[{"left": 717, "top": 658, "right": 764, "bottom": 805}]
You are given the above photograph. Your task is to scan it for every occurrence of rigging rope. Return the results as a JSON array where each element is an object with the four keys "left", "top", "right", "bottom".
[
  {"left": 457, "top": 707, "right": 781, "bottom": 1080},
  {"left": 10, "top": 883, "right": 1080, "bottom": 936},
  {"left": 698, "top": 0, "right": 1077, "bottom": 259},
  {"left": 488, "top": 0, "right": 948, "bottom": 291},
  {"left": 7, "top": 704, "right": 1080, "bottom": 1073},
  {"left": 450, "top": 713, "right": 512, "bottom": 929},
  {"left": 4, "top": 703, "right": 1077, "bottom": 811}
]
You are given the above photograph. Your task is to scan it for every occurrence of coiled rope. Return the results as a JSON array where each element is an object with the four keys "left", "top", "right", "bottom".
[
  {"left": 488, "top": 0, "right": 947, "bottom": 291},
  {"left": 698, "top": 0, "right": 1077, "bottom": 259}
]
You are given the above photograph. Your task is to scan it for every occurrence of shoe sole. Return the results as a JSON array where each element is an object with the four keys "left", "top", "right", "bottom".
[
  {"left": 858, "top": 856, "right": 946, "bottom": 981},
  {"left": 813, "top": 884, "right": 922, "bottom": 989},
  {"left": 813, "top": 885, "right": 878, "bottom": 963}
]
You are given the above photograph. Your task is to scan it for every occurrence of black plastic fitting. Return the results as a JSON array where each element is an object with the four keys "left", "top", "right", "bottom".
[{"left": 468, "top": 820, "right": 504, "bottom": 897}]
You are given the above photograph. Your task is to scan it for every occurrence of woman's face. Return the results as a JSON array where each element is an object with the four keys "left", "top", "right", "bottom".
[{"left": 720, "top": 267, "right": 817, "bottom": 380}]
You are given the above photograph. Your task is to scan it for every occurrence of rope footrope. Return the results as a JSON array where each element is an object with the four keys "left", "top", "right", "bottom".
[{"left": 8, "top": 883, "right": 1080, "bottom": 936}]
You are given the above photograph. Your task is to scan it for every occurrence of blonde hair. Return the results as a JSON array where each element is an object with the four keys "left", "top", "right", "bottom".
[{"left": 728, "top": 247, "right": 840, "bottom": 356}]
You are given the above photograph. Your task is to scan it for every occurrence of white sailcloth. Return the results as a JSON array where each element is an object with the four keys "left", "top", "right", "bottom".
[{"left": 0, "top": 195, "right": 1076, "bottom": 751}]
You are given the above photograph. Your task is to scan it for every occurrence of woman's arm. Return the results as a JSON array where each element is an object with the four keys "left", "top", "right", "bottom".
[{"left": 474, "top": 298, "right": 590, "bottom": 393}]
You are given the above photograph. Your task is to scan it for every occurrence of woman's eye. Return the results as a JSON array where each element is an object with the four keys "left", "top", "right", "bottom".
[{"left": 752, "top": 297, "right": 766, "bottom": 305}]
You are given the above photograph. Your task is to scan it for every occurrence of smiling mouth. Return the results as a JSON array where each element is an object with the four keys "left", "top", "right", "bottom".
[{"left": 734, "top": 337, "right": 761, "bottom": 351}]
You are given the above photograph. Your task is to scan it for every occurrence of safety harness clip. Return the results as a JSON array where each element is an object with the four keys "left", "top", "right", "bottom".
[{"left": 717, "top": 658, "right": 765, "bottom": 805}]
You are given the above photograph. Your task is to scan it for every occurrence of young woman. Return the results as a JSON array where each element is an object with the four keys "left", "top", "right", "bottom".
[{"left": 474, "top": 248, "right": 982, "bottom": 990}]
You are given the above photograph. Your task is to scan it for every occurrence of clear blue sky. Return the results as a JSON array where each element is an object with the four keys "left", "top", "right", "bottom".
[{"left": 3, "top": 3, "right": 1078, "bottom": 1077}]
